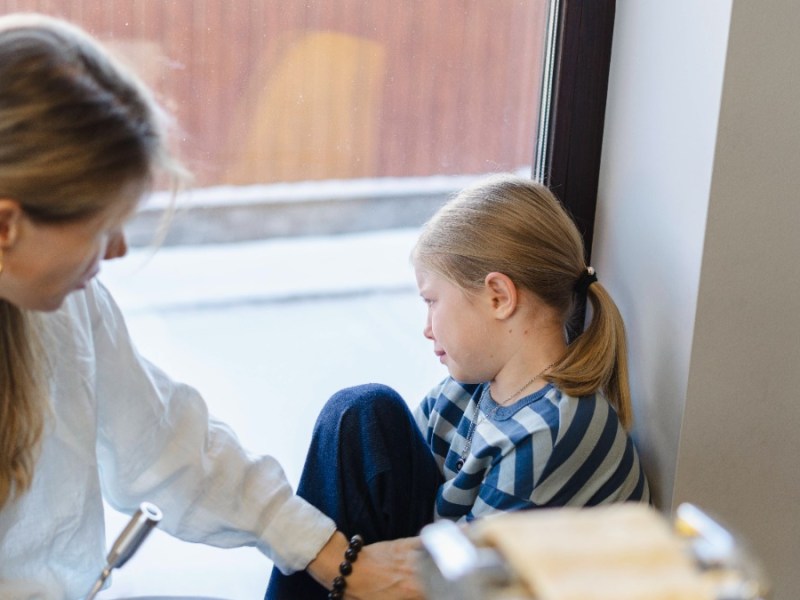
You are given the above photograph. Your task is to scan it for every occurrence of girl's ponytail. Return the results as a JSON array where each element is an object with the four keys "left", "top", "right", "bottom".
[{"left": 547, "top": 280, "right": 632, "bottom": 429}]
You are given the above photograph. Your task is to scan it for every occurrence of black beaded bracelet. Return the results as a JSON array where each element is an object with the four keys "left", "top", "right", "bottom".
[{"left": 328, "top": 534, "right": 364, "bottom": 600}]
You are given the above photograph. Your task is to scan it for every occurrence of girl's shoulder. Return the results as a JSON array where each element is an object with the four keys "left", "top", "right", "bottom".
[
  {"left": 540, "top": 385, "right": 610, "bottom": 409},
  {"left": 426, "top": 376, "right": 483, "bottom": 405},
  {"left": 508, "top": 386, "right": 616, "bottom": 430},
  {"left": 540, "top": 387, "right": 623, "bottom": 439},
  {"left": 418, "top": 377, "right": 484, "bottom": 424}
]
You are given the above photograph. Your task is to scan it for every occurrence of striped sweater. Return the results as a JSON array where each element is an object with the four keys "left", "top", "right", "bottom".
[{"left": 414, "top": 377, "right": 649, "bottom": 522}]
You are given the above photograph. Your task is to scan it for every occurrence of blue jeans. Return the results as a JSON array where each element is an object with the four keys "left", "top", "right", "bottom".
[{"left": 265, "top": 383, "right": 443, "bottom": 600}]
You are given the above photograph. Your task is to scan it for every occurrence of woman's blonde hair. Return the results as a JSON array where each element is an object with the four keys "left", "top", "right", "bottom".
[
  {"left": 412, "top": 173, "right": 633, "bottom": 429},
  {"left": 0, "top": 13, "right": 184, "bottom": 507}
]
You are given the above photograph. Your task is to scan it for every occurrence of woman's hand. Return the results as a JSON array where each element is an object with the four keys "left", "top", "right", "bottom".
[{"left": 307, "top": 531, "right": 425, "bottom": 599}]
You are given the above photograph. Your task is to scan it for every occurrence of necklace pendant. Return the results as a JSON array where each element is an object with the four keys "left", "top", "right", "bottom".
[{"left": 455, "top": 458, "right": 464, "bottom": 471}]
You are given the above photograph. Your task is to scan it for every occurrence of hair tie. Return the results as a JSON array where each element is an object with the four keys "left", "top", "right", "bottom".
[{"left": 574, "top": 266, "right": 597, "bottom": 296}]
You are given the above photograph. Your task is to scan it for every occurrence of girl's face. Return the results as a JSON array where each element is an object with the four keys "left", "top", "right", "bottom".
[
  {"left": 415, "top": 266, "right": 498, "bottom": 384},
  {"left": 0, "top": 190, "right": 139, "bottom": 312}
]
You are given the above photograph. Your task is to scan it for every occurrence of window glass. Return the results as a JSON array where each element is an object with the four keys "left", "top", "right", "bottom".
[
  {"left": 2, "top": 1, "right": 548, "bottom": 235},
  {"left": 129, "top": 2, "right": 542, "bottom": 186}
]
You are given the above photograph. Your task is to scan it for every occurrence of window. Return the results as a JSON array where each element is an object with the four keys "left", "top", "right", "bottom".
[
  {"left": 1, "top": 1, "right": 612, "bottom": 247},
  {"left": 540, "top": 0, "right": 616, "bottom": 259}
]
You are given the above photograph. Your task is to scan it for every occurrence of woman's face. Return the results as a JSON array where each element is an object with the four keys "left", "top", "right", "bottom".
[{"left": 0, "top": 191, "right": 139, "bottom": 312}]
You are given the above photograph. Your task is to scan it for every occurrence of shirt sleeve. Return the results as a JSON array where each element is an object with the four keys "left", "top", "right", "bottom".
[{"left": 86, "top": 281, "right": 336, "bottom": 574}]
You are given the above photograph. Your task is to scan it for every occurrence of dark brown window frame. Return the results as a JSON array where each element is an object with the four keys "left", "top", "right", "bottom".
[{"left": 537, "top": 0, "right": 616, "bottom": 263}]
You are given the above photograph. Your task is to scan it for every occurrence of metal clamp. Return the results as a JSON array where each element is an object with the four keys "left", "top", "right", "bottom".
[{"left": 85, "top": 502, "right": 163, "bottom": 600}]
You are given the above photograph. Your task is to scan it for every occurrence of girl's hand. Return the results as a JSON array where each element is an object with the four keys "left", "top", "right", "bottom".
[{"left": 307, "top": 532, "right": 425, "bottom": 599}]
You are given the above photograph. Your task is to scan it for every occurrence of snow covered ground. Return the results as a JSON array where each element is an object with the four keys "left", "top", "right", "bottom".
[{"left": 95, "top": 227, "right": 448, "bottom": 599}]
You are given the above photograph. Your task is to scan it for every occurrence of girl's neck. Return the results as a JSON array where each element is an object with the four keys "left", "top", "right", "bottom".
[
  {"left": 489, "top": 365, "right": 552, "bottom": 406},
  {"left": 489, "top": 322, "right": 566, "bottom": 405}
]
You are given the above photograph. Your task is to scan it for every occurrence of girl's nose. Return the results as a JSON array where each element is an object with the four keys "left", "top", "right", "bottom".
[{"left": 423, "top": 318, "right": 433, "bottom": 340}]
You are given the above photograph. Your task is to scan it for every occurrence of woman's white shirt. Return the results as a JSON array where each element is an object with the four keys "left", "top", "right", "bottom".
[{"left": 0, "top": 279, "right": 335, "bottom": 599}]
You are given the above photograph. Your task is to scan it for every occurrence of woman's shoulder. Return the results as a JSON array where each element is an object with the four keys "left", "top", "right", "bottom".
[
  {"left": 39, "top": 279, "right": 124, "bottom": 346},
  {"left": 47, "top": 278, "right": 114, "bottom": 317},
  {"left": 38, "top": 281, "right": 93, "bottom": 334}
]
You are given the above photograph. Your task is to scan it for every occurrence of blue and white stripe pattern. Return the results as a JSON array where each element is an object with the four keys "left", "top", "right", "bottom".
[{"left": 414, "top": 377, "right": 649, "bottom": 522}]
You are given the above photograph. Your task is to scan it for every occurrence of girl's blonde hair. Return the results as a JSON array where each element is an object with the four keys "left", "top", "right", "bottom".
[
  {"left": 412, "top": 174, "right": 633, "bottom": 429},
  {"left": 0, "top": 13, "right": 183, "bottom": 507}
]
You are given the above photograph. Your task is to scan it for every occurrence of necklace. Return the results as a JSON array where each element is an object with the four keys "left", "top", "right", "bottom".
[{"left": 455, "top": 362, "right": 555, "bottom": 471}]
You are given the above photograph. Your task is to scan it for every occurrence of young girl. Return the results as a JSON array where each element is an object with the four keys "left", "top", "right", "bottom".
[
  {"left": 0, "top": 13, "right": 419, "bottom": 600},
  {"left": 267, "top": 174, "right": 649, "bottom": 599}
]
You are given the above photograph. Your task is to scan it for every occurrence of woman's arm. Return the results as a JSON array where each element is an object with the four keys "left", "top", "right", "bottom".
[{"left": 85, "top": 281, "right": 337, "bottom": 573}]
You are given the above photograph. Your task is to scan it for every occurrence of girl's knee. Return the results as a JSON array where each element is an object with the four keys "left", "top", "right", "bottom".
[
  {"left": 327, "top": 383, "right": 402, "bottom": 410},
  {"left": 318, "top": 383, "right": 408, "bottom": 428}
]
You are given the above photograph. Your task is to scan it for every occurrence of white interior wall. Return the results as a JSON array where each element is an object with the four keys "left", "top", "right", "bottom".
[
  {"left": 594, "top": 0, "right": 732, "bottom": 507},
  {"left": 596, "top": 1, "right": 800, "bottom": 598}
]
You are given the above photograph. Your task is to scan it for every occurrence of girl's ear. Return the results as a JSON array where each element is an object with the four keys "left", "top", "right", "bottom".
[
  {"left": 0, "top": 199, "right": 22, "bottom": 248},
  {"left": 484, "top": 271, "right": 518, "bottom": 319}
]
